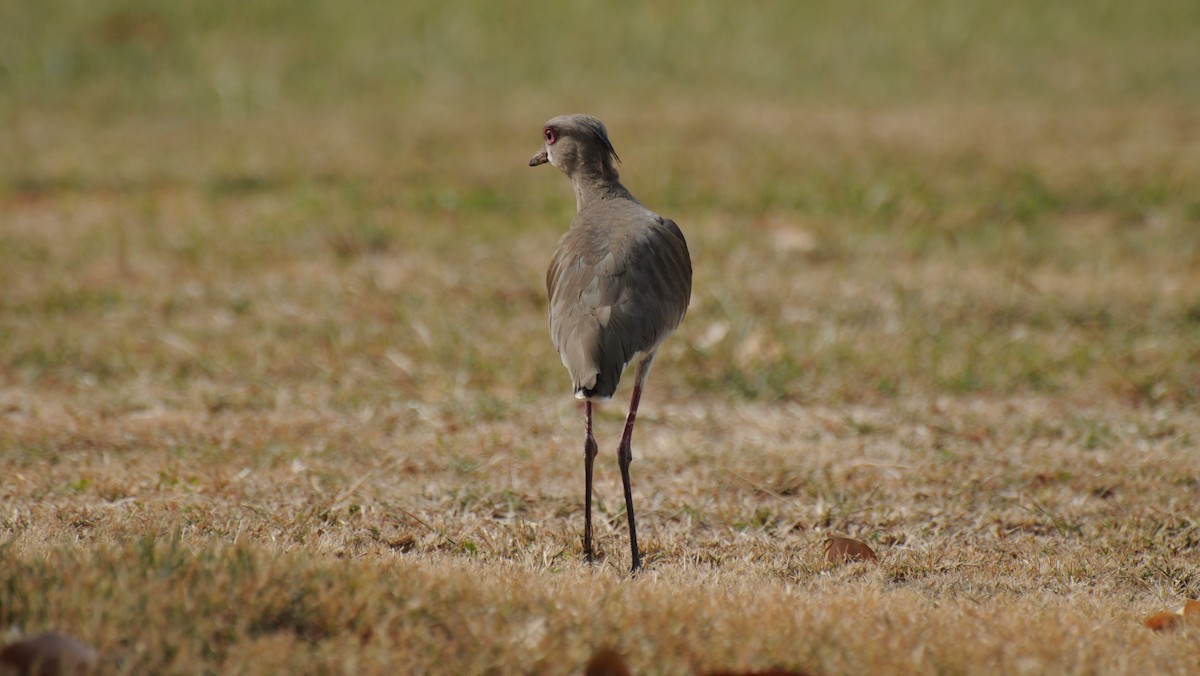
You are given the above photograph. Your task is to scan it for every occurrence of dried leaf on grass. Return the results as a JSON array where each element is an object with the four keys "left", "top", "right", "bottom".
[
  {"left": 585, "top": 648, "right": 631, "bottom": 676},
  {"left": 1143, "top": 600, "right": 1200, "bottom": 632},
  {"left": 587, "top": 646, "right": 814, "bottom": 676},
  {"left": 1144, "top": 612, "right": 1183, "bottom": 632},
  {"left": 704, "top": 670, "right": 814, "bottom": 676},
  {"left": 822, "top": 536, "right": 878, "bottom": 564}
]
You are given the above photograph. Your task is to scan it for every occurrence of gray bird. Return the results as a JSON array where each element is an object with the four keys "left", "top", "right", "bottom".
[{"left": 530, "top": 114, "right": 692, "bottom": 572}]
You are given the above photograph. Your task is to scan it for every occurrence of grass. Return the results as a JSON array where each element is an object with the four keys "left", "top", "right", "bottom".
[{"left": 2, "top": 1, "right": 1200, "bottom": 673}]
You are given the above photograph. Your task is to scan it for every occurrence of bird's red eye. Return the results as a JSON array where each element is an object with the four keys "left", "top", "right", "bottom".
[{"left": 544, "top": 127, "right": 557, "bottom": 144}]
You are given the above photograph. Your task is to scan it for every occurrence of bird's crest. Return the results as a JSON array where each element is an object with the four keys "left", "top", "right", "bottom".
[{"left": 578, "top": 115, "right": 621, "bottom": 165}]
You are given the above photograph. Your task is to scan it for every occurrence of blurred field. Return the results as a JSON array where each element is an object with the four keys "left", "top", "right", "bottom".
[{"left": 3, "top": 1, "right": 1200, "bottom": 673}]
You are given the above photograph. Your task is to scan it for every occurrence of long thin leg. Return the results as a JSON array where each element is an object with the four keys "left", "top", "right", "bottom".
[
  {"left": 618, "top": 353, "right": 656, "bottom": 573},
  {"left": 583, "top": 400, "right": 599, "bottom": 562}
]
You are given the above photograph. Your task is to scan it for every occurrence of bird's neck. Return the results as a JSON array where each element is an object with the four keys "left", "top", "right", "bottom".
[{"left": 570, "top": 161, "right": 635, "bottom": 212}]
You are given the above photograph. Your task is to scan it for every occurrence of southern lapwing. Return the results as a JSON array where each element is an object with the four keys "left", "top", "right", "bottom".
[{"left": 530, "top": 114, "right": 692, "bottom": 572}]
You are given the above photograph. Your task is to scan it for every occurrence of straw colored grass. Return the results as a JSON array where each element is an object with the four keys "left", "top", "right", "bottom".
[{"left": 3, "top": 1, "right": 1200, "bottom": 673}]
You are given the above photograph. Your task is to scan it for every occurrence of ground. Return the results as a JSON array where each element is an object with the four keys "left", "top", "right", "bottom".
[{"left": 2, "top": 2, "right": 1200, "bottom": 673}]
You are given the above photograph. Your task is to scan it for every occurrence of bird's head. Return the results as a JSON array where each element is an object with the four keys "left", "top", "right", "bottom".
[{"left": 529, "top": 114, "right": 621, "bottom": 180}]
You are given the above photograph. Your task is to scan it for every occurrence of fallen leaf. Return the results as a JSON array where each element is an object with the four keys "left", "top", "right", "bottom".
[
  {"left": 1144, "top": 611, "right": 1182, "bottom": 632},
  {"left": 823, "top": 536, "right": 878, "bottom": 563},
  {"left": 0, "top": 632, "right": 97, "bottom": 675},
  {"left": 1143, "top": 600, "right": 1200, "bottom": 632},
  {"left": 585, "top": 648, "right": 631, "bottom": 676},
  {"left": 704, "top": 671, "right": 814, "bottom": 676}
]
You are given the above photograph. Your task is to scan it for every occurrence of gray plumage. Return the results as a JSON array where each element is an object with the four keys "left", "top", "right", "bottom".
[
  {"left": 530, "top": 113, "right": 692, "bottom": 572},
  {"left": 532, "top": 114, "right": 692, "bottom": 400}
]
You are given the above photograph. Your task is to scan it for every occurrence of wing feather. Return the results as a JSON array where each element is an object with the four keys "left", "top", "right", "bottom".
[{"left": 547, "top": 205, "right": 692, "bottom": 399}]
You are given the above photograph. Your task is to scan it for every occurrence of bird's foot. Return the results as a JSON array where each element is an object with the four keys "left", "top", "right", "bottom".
[{"left": 628, "top": 553, "right": 642, "bottom": 575}]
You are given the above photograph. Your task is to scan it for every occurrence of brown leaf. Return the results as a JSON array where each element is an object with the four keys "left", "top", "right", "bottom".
[
  {"left": 704, "top": 671, "right": 814, "bottom": 676},
  {"left": 1143, "top": 611, "right": 1182, "bottom": 632},
  {"left": 1143, "top": 601, "right": 1200, "bottom": 632},
  {"left": 0, "top": 632, "right": 98, "bottom": 675},
  {"left": 585, "top": 648, "right": 631, "bottom": 676},
  {"left": 823, "top": 536, "right": 878, "bottom": 563}
]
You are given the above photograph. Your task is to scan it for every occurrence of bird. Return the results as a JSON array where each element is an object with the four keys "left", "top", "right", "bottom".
[{"left": 530, "top": 114, "right": 692, "bottom": 572}]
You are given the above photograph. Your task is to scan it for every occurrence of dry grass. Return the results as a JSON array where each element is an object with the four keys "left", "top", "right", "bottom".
[{"left": 3, "top": 1, "right": 1200, "bottom": 674}]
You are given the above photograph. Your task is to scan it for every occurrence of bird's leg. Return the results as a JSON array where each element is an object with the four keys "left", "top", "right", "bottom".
[
  {"left": 618, "top": 353, "right": 656, "bottom": 573},
  {"left": 583, "top": 400, "right": 599, "bottom": 562}
]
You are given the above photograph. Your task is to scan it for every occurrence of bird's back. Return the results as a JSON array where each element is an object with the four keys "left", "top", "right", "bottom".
[{"left": 547, "top": 199, "right": 692, "bottom": 400}]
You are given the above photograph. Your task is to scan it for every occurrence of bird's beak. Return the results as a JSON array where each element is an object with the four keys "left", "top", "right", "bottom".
[{"left": 529, "top": 149, "right": 549, "bottom": 167}]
